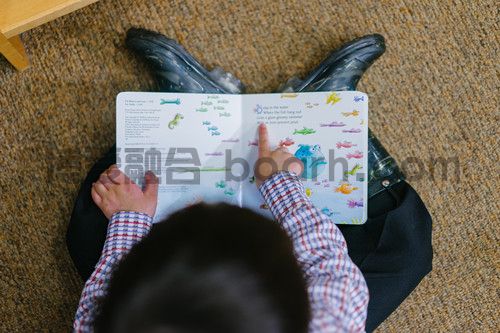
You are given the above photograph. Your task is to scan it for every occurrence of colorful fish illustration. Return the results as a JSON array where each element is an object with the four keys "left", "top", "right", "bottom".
[
  {"left": 321, "top": 207, "right": 335, "bottom": 217},
  {"left": 350, "top": 218, "right": 363, "bottom": 224},
  {"left": 211, "top": 131, "right": 221, "bottom": 136},
  {"left": 342, "top": 128, "right": 361, "bottom": 133},
  {"left": 346, "top": 150, "right": 363, "bottom": 159},
  {"left": 320, "top": 121, "right": 346, "bottom": 127},
  {"left": 347, "top": 199, "right": 364, "bottom": 208},
  {"left": 279, "top": 137, "right": 295, "bottom": 147},
  {"left": 281, "top": 93, "right": 298, "bottom": 98},
  {"left": 345, "top": 164, "right": 362, "bottom": 176},
  {"left": 326, "top": 92, "right": 341, "bottom": 105},
  {"left": 335, "top": 182, "right": 359, "bottom": 195},
  {"left": 293, "top": 127, "right": 316, "bottom": 135},
  {"left": 248, "top": 139, "right": 258, "bottom": 146},
  {"left": 342, "top": 110, "right": 360, "bottom": 117},
  {"left": 215, "top": 180, "right": 226, "bottom": 189},
  {"left": 224, "top": 187, "right": 235, "bottom": 196},
  {"left": 354, "top": 96, "right": 365, "bottom": 102},
  {"left": 160, "top": 98, "right": 181, "bottom": 105},
  {"left": 294, "top": 144, "right": 327, "bottom": 179},
  {"left": 305, "top": 188, "right": 312, "bottom": 197},
  {"left": 222, "top": 138, "right": 239, "bottom": 143},
  {"left": 207, "top": 126, "right": 218, "bottom": 131},
  {"left": 196, "top": 107, "right": 208, "bottom": 112},
  {"left": 219, "top": 112, "right": 231, "bottom": 117},
  {"left": 202, "top": 121, "right": 211, "bottom": 125},
  {"left": 168, "top": 113, "right": 184, "bottom": 129},
  {"left": 336, "top": 141, "right": 357, "bottom": 149},
  {"left": 206, "top": 152, "right": 223, "bottom": 156}
]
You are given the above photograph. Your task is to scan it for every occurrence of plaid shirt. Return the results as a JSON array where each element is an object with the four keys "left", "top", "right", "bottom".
[{"left": 73, "top": 171, "right": 368, "bottom": 332}]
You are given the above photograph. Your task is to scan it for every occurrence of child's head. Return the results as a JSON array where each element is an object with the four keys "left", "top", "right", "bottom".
[{"left": 95, "top": 203, "right": 310, "bottom": 333}]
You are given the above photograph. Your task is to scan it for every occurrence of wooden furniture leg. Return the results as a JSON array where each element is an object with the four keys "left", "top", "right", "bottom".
[{"left": 0, "top": 33, "right": 30, "bottom": 71}]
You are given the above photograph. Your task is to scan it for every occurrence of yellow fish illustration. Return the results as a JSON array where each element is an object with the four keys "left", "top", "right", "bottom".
[
  {"left": 326, "top": 92, "right": 341, "bottom": 105},
  {"left": 281, "top": 93, "right": 298, "bottom": 98},
  {"left": 341, "top": 110, "right": 360, "bottom": 117},
  {"left": 305, "top": 188, "right": 313, "bottom": 197},
  {"left": 335, "top": 182, "right": 359, "bottom": 195}
]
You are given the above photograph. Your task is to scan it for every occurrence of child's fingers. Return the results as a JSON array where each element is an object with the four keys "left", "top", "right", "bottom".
[
  {"left": 93, "top": 181, "right": 108, "bottom": 197},
  {"left": 258, "top": 123, "right": 270, "bottom": 156},
  {"left": 144, "top": 171, "right": 159, "bottom": 198},
  {"left": 91, "top": 187, "right": 102, "bottom": 205},
  {"left": 99, "top": 172, "right": 114, "bottom": 189},
  {"left": 107, "top": 165, "right": 126, "bottom": 184}
]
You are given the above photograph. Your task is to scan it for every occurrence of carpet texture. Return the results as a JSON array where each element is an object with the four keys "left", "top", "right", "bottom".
[{"left": 0, "top": 0, "right": 498, "bottom": 331}]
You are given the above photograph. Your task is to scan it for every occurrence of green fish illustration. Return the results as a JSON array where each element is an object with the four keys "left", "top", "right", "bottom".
[
  {"left": 215, "top": 180, "right": 226, "bottom": 189},
  {"left": 196, "top": 107, "right": 208, "bottom": 112},
  {"left": 293, "top": 127, "right": 316, "bottom": 135},
  {"left": 224, "top": 187, "right": 235, "bottom": 196},
  {"left": 345, "top": 164, "right": 362, "bottom": 176}
]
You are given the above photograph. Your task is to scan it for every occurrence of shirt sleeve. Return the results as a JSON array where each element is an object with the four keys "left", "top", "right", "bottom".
[
  {"left": 260, "top": 171, "right": 369, "bottom": 333},
  {"left": 73, "top": 211, "right": 153, "bottom": 333}
]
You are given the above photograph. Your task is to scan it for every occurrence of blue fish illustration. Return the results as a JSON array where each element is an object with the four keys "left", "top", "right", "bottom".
[
  {"left": 207, "top": 126, "right": 218, "bottom": 131},
  {"left": 211, "top": 131, "right": 221, "bottom": 136},
  {"left": 224, "top": 187, "right": 235, "bottom": 196}
]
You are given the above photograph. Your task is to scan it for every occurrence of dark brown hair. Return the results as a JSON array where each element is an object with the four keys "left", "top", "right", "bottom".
[{"left": 95, "top": 203, "right": 310, "bottom": 333}]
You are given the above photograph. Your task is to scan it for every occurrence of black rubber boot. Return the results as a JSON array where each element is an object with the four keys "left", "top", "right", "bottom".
[
  {"left": 126, "top": 28, "right": 245, "bottom": 94},
  {"left": 277, "top": 34, "right": 405, "bottom": 199}
]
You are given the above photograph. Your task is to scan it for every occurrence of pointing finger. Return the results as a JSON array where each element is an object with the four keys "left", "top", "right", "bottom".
[{"left": 258, "top": 123, "right": 270, "bottom": 156}]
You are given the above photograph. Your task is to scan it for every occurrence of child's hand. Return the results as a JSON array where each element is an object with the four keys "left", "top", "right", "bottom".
[
  {"left": 255, "top": 123, "right": 303, "bottom": 187},
  {"left": 91, "top": 165, "right": 159, "bottom": 219}
]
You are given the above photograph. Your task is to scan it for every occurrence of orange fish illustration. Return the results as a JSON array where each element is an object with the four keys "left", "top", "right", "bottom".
[
  {"left": 341, "top": 110, "right": 360, "bottom": 117},
  {"left": 335, "top": 182, "right": 359, "bottom": 195}
]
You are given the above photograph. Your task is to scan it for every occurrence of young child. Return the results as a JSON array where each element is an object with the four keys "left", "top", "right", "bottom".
[{"left": 73, "top": 124, "right": 369, "bottom": 332}]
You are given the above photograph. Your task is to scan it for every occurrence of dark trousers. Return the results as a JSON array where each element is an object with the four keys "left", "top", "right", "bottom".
[{"left": 67, "top": 145, "right": 432, "bottom": 332}]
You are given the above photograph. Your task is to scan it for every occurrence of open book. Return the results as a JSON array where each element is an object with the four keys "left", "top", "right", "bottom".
[{"left": 116, "top": 91, "right": 368, "bottom": 224}]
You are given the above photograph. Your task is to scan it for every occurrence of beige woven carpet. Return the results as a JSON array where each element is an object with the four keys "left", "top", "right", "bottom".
[{"left": 0, "top": 0, "right": 498, "bottom": 331}]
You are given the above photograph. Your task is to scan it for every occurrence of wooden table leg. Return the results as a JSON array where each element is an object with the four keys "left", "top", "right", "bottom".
[{"left": 0, "top": 33, "right": 30, "bottom": 71}]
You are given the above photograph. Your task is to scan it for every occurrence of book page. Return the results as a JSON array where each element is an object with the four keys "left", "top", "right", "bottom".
[
  {"left": 116, "top": 92, "right": 243, "bottom": 223},
  {"left": 241, "top": 91, "right": 368, "bottom": 224}
]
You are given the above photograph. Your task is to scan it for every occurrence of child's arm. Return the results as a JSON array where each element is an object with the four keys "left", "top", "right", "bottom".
[
  {"left": 73, "top": 166, "right": 158, "bottom": 332},
  {"left": 255, "top": 124, "right": 369, "bottom": 332},
  {"left": 260, "top": 172, "right": 369, "bottom": 332},
  {"left": 73, "top": 212, "right": 152, "bottom": 332}
]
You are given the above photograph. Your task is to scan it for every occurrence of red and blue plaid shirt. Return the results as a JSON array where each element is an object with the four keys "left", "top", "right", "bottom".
[{"left": 74, "top": 171, "right": 369, "bottom": 332}]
